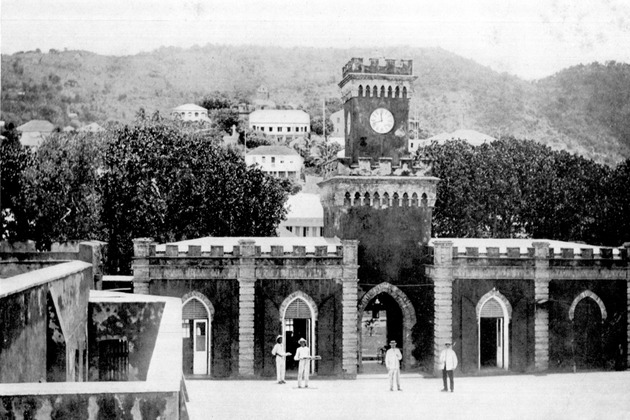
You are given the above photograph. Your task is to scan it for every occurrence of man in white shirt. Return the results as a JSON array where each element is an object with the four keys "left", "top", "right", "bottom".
[
  {"left": 439, "top": 342, "right": 458, "bottom": 392},
  {"left": 271, "top": 335, "right": 291, "bottom": 384},
  {"left": 294, "top": 337, "right": 311, "bottom": 388},
  {"left": 385, "top": 340, "right": 403, "bottom": 391}
]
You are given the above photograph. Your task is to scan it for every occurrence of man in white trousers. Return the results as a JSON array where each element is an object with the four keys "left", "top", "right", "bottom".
[
  {"left": 439, "top": 342, "right": 458, "bottom": 392},
  {"left": 294, "top": 337, "right": 311, "bottom": 388},
  {"left": 271, "top": 335, "right": 291, "bottom": 384},
  {"left": 385, "top": 340, "right": 403, "bottom": 391}
]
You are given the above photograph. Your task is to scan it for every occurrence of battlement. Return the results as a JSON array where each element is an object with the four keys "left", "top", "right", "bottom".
[
  {"left": 430, "top": 240, "right": 630, "bottom": 268},
  {"left": 150, "top": 243, "right": 344, "bottom": 258},
  {"left": 323, "top": 156, "right": 433, "bottom": 179},
  {"left": 342, "top": 57, "right": 413, "bottom": 79}
]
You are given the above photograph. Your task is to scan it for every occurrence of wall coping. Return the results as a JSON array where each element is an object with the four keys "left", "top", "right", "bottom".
[{"left": 0, "top": 260, "right": 92, "bottom": 298}]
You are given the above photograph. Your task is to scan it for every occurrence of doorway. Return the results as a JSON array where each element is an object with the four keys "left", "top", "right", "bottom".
[
  {"left": 572, "top": 298, "right": 603, "bottom": 370},
  {"left": 281, "top": 294, "right": 316, "bottom": 374},
  {"left": 182, "top": 296, "right": 212, "bottom": 375},
  {"left": 476, "top": 291, "right": 511, "bottom": 371},
  {"left": 361, "top": 293, "right": 403, "bottom": 373}
]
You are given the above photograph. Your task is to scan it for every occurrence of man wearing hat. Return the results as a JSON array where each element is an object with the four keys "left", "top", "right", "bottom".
[
  {"left": 385, "top": 340, "right": 403, "bottom": 391},
  {"left": 271, "top": 335, "right": 291, "bottom": 384},
  {"left": 294, "top": 338, "right": 311, "bottom": 388},
  {"left": 439, "top": 342, "right": 458, "bottom": 392}
]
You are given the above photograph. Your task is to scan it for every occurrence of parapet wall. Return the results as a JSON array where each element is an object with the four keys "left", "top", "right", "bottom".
[{"left": 341, "top": 57, "right": 413, "bottom": 79}]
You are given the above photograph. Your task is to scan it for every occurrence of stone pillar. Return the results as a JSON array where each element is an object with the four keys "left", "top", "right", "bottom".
[
  {"left": 341, "top": 240, "right": 359, "bottom": 378},
  {"left": 432, "top": 240, "right": 454, "bottom": 375},
  {"left": 533, "top": 241, "right": 550, "bottom": 371},
  {"left": 132, "top": 238, "right": 154, "bottom": 295},
  {"left": 237, "top": 239, "right": 256, "bottom": 377}
]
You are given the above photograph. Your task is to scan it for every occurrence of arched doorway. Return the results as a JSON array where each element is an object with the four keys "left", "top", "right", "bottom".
[
  {"left": 476, "top": 289, "right": 512, "bottom": 371},
  {"left": 569, "top": 291, "right": 607, "bottom": 370},
  {"left": 357, "top": 283, "right": 416, "bottom": 372},
  {"left": 182, "top": 292, "right": 214, "bottom": 375},
  {"left": 279, "top": 292, "right": 318, "bottom": 373}
]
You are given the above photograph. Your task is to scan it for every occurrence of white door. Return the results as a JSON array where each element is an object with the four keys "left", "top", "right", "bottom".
[
  {"left": 496, "top": 318, "right": 504, "bottom": 368},
  {"left": 193, "top": 319, "right": 208, "bottom": 374}
]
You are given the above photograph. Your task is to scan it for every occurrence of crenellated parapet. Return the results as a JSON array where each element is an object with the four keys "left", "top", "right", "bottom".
[
  {"left": 319, "top": 156, "right": 438, "bottom": 210},
  {"left": 339, "top": 57, "right": 417, "bottom": 103}
]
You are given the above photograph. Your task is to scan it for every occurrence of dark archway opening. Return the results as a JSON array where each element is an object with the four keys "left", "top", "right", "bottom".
[
  {"left": 573, "top": 298, "right": 603, "bottom": 370},
  {"left": 361, "top": 293, "right": 403, "bottom": 372}
]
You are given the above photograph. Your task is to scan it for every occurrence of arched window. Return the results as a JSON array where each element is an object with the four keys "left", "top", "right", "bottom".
[
  {"left": 354, "top": 192, "right": 361, "bottom": 206},
  {"left": 363, "top": 192, "right": 371, "bottom": 206},
  {"left": 402, "top": 87, "right": 407, "bottom": 98},
  {"left": 373, "top": 85, "right": 378, "bottom": 97},
  {"left": 392, "top": 193, "right": 399, "bottom": 207},
  {"left": 402, "top": 193, "right": 409, "bottom": 207},
  {"left": 344, "top": 192, "right": 351, "bottom": 206},
  {"left": 382, "top": 192, "right": 390, "bottom": 207},
  {"left": 373, "top": 192, "right": 380, "bottom": 208},
  {"left": 366, "top": 86, "right": 371, "bottom": 97},
  {"left": 395, "top": 86, "right": 400, "bottom": 98},
  {"left": 387, "top": 86, "right": 393, "bottom": 97},
  {"left": 411, "top": 193, "right": 418, "bottom": 207},
  {"left": 358, "top": 85, "right": 363, "bottom": 96},
  {"left": 421, "top": 193, "right": 428, "bottom": 207},
  {"left": 380, "top": 86, "right": 385, "bottom": 97}
]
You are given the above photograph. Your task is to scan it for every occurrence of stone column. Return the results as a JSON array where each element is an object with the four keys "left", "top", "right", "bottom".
[
  {"left": 341, "top": 240, "right": 359, "bottom": 378},
  {"left": 237, "top": 239, "right": 256, "bottom": 377},
  {"left": 132, "top": 238, "right": 154, "bottom": 295},
  {"left": 533, "top": 241, "right": 550, "bottom": 371},
  {"left": 432, "top": 240, "right": 454, "bottom": 375}
]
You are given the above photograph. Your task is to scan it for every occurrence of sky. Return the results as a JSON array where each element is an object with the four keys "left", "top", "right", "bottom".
[{"left": 2, "top": 0, "right": 630, "bottom": 80}]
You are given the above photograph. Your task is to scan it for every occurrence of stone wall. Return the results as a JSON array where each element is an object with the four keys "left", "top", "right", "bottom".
[{"left": 89, "top": 301, "right": 165, "bottom": 381}]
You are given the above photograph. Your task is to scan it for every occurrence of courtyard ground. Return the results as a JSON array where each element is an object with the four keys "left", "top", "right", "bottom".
[{"left": 185, "top": 370, "right": 630, "bottom": 420}]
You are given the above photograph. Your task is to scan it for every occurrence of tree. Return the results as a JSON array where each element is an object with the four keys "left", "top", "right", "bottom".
[
  {"left": 310, "top": 116, "right": 334, "bottom": 136},
  {"left": 0, "top": 124, "right": 33, "bottom": 240},
  {"left": 209, "top": 108, "right": 240, "bottom": 134},
  {"left": 20, "top": 131, "right": 106, "bottom": 248},
  {"left": 101, "top": 115, "right": 290, "bottom": 273}
]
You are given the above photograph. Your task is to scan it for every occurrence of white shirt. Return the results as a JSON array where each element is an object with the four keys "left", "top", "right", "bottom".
[
  {"left": 272, "top": 343, "right": 288, "bottom": 358},
  {"left": 439, "top": 347, "right": 458, "bottom": 370},
  {"left": 294, "top": 346, "right": 310, "bottom": 361},
  {"left": 385, "top": 348, "right": 402, "bottom": 370}
]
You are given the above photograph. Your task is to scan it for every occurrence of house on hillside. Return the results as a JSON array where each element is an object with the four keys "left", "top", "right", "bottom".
[
  {"left": 16, "top": 120, "right": 55, "bottom": 148},
  {"left": 248, "top": 109, "right": 310, "bottom": 143},
  {"left": 78, "top": 122, "right": 105, "bottom": 133},
  {"left": 171, "top": 103, "right": 210, "bottom": 122},
  {"left": 245, "top": 145, "right": 303, "bottom": 180}
]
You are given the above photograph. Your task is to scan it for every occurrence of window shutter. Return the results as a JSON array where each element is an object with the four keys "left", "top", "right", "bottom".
[
  {"left": 285, "top": 299, "right": 311, "bottom": 319},
  {"left": 480, "top": 299, "right": 503, "bottom": 318},
  {"left": 183, "top": 299, "right": 208, "bottom": 320}
]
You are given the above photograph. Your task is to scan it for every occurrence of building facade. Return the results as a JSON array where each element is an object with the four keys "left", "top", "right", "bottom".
[
  {"left": 171, "top": 103, "right": 210, "bottom": 122},
  {"left": 245, "top": 145, "right": 304, "bottom": 180},
  {"left": 248, "top": 109, "right": 310, "bottom": 143}
]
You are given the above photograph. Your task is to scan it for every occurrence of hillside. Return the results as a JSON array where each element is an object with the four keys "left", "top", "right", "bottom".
[{"left": 2, "top": 45, "right": 629, "bottom": 164}]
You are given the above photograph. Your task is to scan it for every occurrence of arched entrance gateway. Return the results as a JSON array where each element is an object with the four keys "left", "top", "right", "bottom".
[
  {"left": 279, "top": 292, "right": 318, "bottom": 373},
  {"left": 182, "top": 292, "right": 215, "bottom": 376},
  {"left": 476, "top": 289, "right": 512, "bottom": 371},
  {"left": 569, "top": 291, "right": 607, "bottom": 370},
  {"left": 357, "top": 283, "right": 416, "bottom": 372}
]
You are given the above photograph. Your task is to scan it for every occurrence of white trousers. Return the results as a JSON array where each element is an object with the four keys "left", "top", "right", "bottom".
[
  {"left": 297, "top": 360, "right": 309, "bottom": 387},
  {"left": 388, "top": 368, "right": 400, "bottom": 390},
  {"left": 275, "top": 357, "right": 286, "bottom": 382}
]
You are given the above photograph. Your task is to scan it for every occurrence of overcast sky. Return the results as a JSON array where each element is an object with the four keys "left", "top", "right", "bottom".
[{"left": 2, "top": 0, "right": 629, "bottom": 79}]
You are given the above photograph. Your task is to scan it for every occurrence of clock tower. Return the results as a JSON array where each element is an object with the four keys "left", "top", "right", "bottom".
[{"left": 339, "top": 57, "right": 417, "bottom": 164}]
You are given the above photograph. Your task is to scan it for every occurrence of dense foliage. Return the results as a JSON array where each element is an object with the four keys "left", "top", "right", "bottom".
[
  {"left": 421, "top": 138, "right": 630, "bottom": 246},
  {"left": 1, "top": 113, "right": 291, "bottom": 273}
]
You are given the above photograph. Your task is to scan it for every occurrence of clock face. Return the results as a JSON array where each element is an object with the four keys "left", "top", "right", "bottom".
[{"left": 369, "top": 108, "right": 395, "bottom": 134}]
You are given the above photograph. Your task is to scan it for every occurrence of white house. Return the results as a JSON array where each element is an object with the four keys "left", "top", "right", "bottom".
[
  {"left": 245, "top": 145, "right": 304, "bottom": 180},
  {"left": 278, "top": 193, "right": 324, "bottom": 237},
  {"left": 248, "top": 110, "right": 310, "bottom": 143},
  {"left": 171, "top": 104, "right": 210, "bottom": 122},
  {"left": 16, "top": 120, "right": 55, "bottom": 148}
]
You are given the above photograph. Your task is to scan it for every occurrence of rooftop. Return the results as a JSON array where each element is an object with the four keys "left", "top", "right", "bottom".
[
  {"left": 247, "top": 145, "right": 300, "bottom": 156},
  {"left": 16, "top": 120, "right": 55, "bottom": 133},
  {"left": 172, "top": 103, "right": 207, "bottom": 112},
  {"left": 248, "top": 109, "right": 310, "bottom": 124}
]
